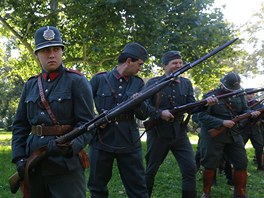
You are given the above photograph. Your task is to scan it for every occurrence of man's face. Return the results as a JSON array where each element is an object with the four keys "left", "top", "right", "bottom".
[
  {"left": 125, "top": 58, "right": 144, "bottom": 76},
  {"left": 246, "top": 93, "right": 255, "bottom": 101},
  {"left": 164, "top": 58, "right": 183, "bottom": 74},
  {"left": 36, "top": 46, "right": 63, "bottom": 72}
]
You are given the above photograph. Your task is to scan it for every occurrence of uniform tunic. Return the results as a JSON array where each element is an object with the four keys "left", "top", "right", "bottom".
[
  {"left": 12, "top": 65, "right": 94, "bottom": 198},
  {"left": 198, "top": 87, "right": 248, "bottom": 170},
  {"left": 145, "top": 75, "right": 197, "bottom": 193},
  {"left": 88, "top": 67, "right": 149, "bottom": 198},
  {"left": 240, "top": 99, "right": 264, "bottom": 156}
]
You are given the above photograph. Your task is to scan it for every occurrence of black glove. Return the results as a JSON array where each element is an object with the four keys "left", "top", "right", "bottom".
[
  {"left": 16, "top": 158, "right": 27, "bottom": 180},
  {"left": 47, "top": 140, "right": 73, "bottom": 158}
]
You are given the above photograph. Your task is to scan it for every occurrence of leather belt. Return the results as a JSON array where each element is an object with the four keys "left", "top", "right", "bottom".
[
  {"left": 31, "top": 125, "right": 74, "bottom": 136},
  {"left": 113, "top": 114, "right": 134, "bottom": 122}
]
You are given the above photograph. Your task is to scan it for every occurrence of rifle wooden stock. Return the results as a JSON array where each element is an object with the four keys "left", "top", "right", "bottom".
[
  {"left": 9, "top": 146, "right": 47, "bottom": 196},
  {"left": 209, "top": 106, "right": 264, "bottom": 137},
  {"left": 8, "top": 172, "right": 20, "bottom": 194},
  {"left": 9, "top": 38, "right": 238, "bottom": 195},
  {"left": 143, "top": 87, "right": 264, "bottom": 131}
]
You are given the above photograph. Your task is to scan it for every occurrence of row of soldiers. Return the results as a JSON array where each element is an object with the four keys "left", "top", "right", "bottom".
[
  {"left": 11, "top": 26, "right": 263, "bottom": 198},
  {"left": 194, "top": 87, "right": 264, "bottom": 197}
]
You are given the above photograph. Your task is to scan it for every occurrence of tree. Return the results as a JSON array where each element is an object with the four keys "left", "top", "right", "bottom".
[
  {"left": 241, "top": 2, "right": 264, "bottom": 76},
  {"left": 0, "top": 0, "right": 240, "bottom": 128},
  {"left": 0, "top": 0, "right": 236, "bottom": 73}
]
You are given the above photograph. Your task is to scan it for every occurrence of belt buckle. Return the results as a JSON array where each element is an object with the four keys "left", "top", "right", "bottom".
[{"left": 36, "top": 125, "right": 43, "bottom": 136}]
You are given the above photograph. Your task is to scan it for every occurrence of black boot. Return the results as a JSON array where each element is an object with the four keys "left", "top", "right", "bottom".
[
  {"left": 256, "top": 153, "right": 264, "bottom": 170},
  {"left": 182, "top": 190, "right": 197, "bottom": 198},
  {"left": 145, "top": 175, "right": 154, "bottom": 197},
  {"left": 225, "top": 162, "right": 234, "bottom": 186}
]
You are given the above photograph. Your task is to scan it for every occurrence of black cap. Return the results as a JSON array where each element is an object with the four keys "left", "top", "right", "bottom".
[
  {"left": 122, "top": 42, "right": 148, "bottom": 62},
  {"left": 34, "top": 26, "right": 64, "bottom": 53},
  {"left": 220, "top": 72, "right": 241, "bottom": 91},
  {"left": 161, "top": 50, "right": 182, "bottom": 65}
]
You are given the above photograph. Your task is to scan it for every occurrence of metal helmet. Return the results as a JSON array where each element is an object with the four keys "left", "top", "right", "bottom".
[{"left": 220, "top": 72, "right": 241, "bottom": 91}]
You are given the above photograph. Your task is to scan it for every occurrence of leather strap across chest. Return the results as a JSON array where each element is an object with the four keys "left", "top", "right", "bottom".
[
  {"left": 37, "top": 76, "right": 58, "bottom": 125},
  {"left": 35, "top": 76, "right": 73, "bottom": 136}
]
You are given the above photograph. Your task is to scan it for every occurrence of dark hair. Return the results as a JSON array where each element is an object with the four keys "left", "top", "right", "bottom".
[{"left": 118, "top": 53, "right": 139, "bottom": 64}]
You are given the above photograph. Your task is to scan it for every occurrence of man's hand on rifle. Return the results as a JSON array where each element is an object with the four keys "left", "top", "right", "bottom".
[
  {"left": 16, "top": 158, "right": 27, "bottom": 180},
  {"left": 206, "top": 95, "right": 218, "bottom": 106},
  {"left": 251, "top": 111, "right": 261, "bottom": 118},
  {"left": 222, "top": 120, "right": 236, "bottom": 128},
  {"left": 47, "top": 140, "right": 73, "bottom": 158},
  {"left": 161, "top": 110, "right": 174, "bottom": 122}
]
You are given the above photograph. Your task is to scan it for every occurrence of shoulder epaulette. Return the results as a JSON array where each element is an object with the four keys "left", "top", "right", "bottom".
[
  {"left": 95, "top": 71, "right": 107, "bottom": 76},
  {"left": 150, "top": 76, "right": 162, "bottom": 81},
  {"left": 134, "top": 75, "right": 143, "bottom": 80},
  {"left": 204, "top": 89, "right": 217, "bottom": 97},
  {"left": 27, "top": 73, "right": 41, "bottom": 81},
  {"left": 65, "top": 68, "right": 83, "bottom": 76}
]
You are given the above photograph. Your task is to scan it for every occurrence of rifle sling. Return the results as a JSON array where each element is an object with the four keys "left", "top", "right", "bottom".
[
  {"left": 223, "top": 99, "right": 237, "bottom": 117},
  {"left": 37, "top": 76, "right": 58, "bottom": 125},
  {"left": 103, "top": 73, "right": 118, "bottom": 100}
]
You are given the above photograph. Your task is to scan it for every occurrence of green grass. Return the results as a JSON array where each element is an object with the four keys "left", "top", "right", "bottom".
[{"left": 1, "top": 130, "right": 264, "bottom": 198}]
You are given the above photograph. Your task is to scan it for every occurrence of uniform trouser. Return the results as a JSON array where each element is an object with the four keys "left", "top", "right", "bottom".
[
  {"left": 88, "top": 146, "right": 148, "bottom": 198},
  {"left": 200, "top": 136, "right": 248, "bottom": 170},
  {"left": 145, "top": 134, "right": 196, "bottom": 197},
  {"left": 200, "top": 136, "right": 248, "bottom": 196},
  {"left": 29, "top": 168, "right": 86, "bottom": 198},
  {"left": 241, "top": 127, "right": 263, "bottom": 157}
]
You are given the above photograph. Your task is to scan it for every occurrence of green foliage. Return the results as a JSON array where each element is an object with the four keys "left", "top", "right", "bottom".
[
  {"left": 0, "top": 0, "right": 244, "bottom": 128},
  {"left": 241, "top": 3, "right": 264, "bottom": 76},
  {"left": 1, "top": 0, "right": 236, "bottom": 71}
]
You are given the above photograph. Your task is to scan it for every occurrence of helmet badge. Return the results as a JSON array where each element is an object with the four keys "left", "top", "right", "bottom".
[{"left": 43, "top": 26, "right": 55, "bottom": 41}]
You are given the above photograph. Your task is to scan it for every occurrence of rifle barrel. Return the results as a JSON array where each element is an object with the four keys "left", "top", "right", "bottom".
[{"left": 56, "top": 38, "right": 239, "bottom": 144}]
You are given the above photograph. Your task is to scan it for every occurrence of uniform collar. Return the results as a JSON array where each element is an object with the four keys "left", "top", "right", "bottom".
[
  {"left": 113, "top": 67, "right": 130, "bottom": 81},
  {"left": 42, "top": 65, "right": 63, "bottom": 81},
  {"left": 164, "top": 74, "right": 180, "bottom": 83}
]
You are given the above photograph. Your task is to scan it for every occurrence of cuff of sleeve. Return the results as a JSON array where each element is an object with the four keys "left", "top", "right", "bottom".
[
  {"left": 71, "top": 140, "right": 83, "bottom": 156},
  {"left": 155, "top": 110, "right": 162, "bottom": 119}
]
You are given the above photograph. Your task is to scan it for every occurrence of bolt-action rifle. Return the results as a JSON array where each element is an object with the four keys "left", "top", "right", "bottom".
[
  {"left": 8, "top": 38, "right": 238, "bottom": 197},
  {"left": 209, "top": 105, "right": 264, "bottom": 138},
  {"left": 143, "top": 87, "right": 264, "bottom": 131},
  {"left": 249, "top": 98, "right": 264, "bottom": 109}
]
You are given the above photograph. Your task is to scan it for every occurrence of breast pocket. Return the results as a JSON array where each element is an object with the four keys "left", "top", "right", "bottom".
[
  {"left": 49, "top": 92, "right": 72, "bottom": 119},
  {"left": 211, "top": 102, "right": 229, "bottom": 115},
  {"left": 231, "top": 98, "right": 244, "bottom": 113},
  {"left": 126, "top": 90, "right": 135, "bottom": 99},
  {"left": 95, "top": 88, "right": 113, "bottom": 111},
  {"left": 177, "top": 92, "right": 188, "bottom": 105},
  {"left": 25, "top": 95, "right": 39, "bottom": 121}
]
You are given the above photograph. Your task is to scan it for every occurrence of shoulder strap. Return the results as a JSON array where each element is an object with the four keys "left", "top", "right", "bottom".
[
  {"left": 37, "top": 76, "right": 58, "bottom": 125},
  {"left": 103, "top": 73, "right": 118, "bottom": 99},
  {"left": 223, "top": 99, "right": 237, "bottom": 116},
  {"left": 155, "top": 92, "right": 162, "bottom": 110}
]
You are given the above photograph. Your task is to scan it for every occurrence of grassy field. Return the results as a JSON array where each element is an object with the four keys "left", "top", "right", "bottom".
[{"left": 1, "top": 130, "right": 264, "bottom": 198}]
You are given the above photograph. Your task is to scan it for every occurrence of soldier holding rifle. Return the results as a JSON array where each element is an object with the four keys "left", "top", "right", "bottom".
[
  {"left": 197, "top": 72, "right": 260, "bottom": 198},
  {"left": 87, "top": 42, "right": 149, "bottom": 197},
  {"left": 240, "top": 88, "right": 264, "bottom": 170},
  {"left": 144, "top": 50, "right": 217, "bottom": 198},
  {"left": 11, "top": 26, "right": 94, "bottom": 198}
]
